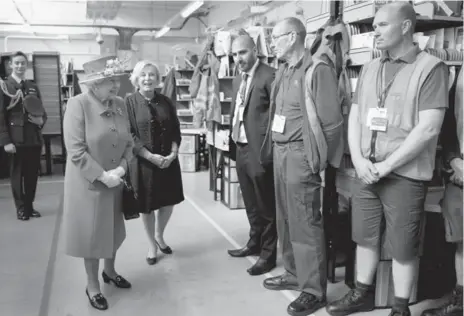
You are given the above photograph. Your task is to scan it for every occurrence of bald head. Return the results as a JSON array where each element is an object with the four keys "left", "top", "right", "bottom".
[
  {"left": 377, "top": 2, "right": 417, "bottom": 35},
  {"left": 276, "top": 17, "right": 306, "bottom": 45},
  {"left": 232, "top": 34, "right": 257, "bottom": 73},
  {"left": 232, "top": 35, "right": 256, "bottom": 50}
]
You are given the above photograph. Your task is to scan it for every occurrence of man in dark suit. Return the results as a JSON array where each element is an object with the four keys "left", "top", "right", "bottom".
[
  {"left": 227, "top": 35, "right": 277, "bottom": 276},
  {"left": 0, "top": 51, "right": 47, "bottom": 221}
]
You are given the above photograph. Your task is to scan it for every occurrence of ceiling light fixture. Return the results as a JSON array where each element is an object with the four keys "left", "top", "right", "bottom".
[
  {"left": 155, "top": 26, "right": 170, "bottom": 38},
  {"left": 180, "top": 0, "right": 204, "bottom": 18}
]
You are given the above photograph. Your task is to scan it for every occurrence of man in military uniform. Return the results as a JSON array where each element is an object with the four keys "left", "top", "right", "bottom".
[{"left": 0, "top": 51, "right": 47, "bottom": 220}]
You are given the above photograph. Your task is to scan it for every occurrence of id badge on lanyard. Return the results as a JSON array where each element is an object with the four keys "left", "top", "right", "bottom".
[
  {"left": 367, "top": 62, "right": 403, "bottom": 133},
  {"left": 367, "top": 108, "right": 388, "bottom": 132}
]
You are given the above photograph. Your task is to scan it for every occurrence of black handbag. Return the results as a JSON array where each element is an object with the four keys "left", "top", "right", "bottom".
[{"left": 121, "top": 174, "right": 141, "bottom": 220}]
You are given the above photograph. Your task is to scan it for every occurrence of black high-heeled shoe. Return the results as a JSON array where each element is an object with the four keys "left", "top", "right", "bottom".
[
  {"left": 102, "top": 271, "right": 131, "bottom": 289},
  {"left": 155, "top": 240, "right": 173, "bottom": 254},
  {"left": 85, "top": 288, "right": 108, "bottom": 310}
]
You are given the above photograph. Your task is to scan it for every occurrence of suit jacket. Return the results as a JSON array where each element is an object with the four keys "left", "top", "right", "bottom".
[
  {"left": 229, "top": 62, "right": 275, "bottom": 166},
  {"left": 0, "top": 76, "right": 47, "bottom": 146}
]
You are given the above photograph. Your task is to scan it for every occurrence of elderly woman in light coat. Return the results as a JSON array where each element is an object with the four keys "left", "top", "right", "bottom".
[{"left": 62, "top": 56, "right": 133, "bottom": 311}]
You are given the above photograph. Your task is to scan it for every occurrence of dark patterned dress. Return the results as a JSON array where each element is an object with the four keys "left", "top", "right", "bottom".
[{"left": 126, "top": 92, "right": 184, "bottom": 213}]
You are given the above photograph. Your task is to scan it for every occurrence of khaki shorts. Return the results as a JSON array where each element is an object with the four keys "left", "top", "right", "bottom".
[{"left": 352, "top": 173, "right": 427, "bottom": 262}]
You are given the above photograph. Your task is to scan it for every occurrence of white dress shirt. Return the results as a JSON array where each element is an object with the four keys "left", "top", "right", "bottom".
[{"left": 232, "top": 59, "right": 260, "bottom": 143}]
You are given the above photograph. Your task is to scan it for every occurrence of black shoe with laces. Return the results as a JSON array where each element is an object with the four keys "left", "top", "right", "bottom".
[
  {"left": 326, "top": 288, "right": 375, "bottom": 316},
  {"left": 287, "top": 292, "right": 326, "bottom": 316},
  {"left": 421, "top": 287, "right": 463, "bottom": 316}
]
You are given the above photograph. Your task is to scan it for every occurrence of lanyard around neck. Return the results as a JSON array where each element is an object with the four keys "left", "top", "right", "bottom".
[{"left": 376, "top": 61, "right": 406, "bottom": 108}]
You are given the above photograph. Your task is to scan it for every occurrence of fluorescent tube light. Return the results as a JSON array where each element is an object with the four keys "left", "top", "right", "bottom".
[
  {"left": 180, "top": 1, "right": 204, "bottom": 18},
  {"left": 155, "top": 26, "right": 170, "bottom": 38}
]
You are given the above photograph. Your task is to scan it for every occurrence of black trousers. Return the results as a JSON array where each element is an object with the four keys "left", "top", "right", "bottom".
[
  {"left": 236, "top": 143, "right": 277, "bottom": 262},
  {"left": 9, "top": 146, "right": 42, "bottom": 214}
]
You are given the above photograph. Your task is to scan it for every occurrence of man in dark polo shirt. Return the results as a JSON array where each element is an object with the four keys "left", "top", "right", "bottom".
[
  {"left": 421, "top": 67, "right": 463, "bottom": 316},
  {"left": 326, "top": 3, "right": 448, "bottom": 316},
  {"left": 261, "top": 17, "right": 344, "bottom": 316},
  {"left": 0, "top": 51, "right": 46, "bottom": 221}
]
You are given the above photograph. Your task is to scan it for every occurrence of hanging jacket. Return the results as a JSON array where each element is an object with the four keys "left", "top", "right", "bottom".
[
  {"left": 311, "top": 16, "right": 352, "bottom": 154},
  {"left": 205, "top": 63, "right": 221, "bottom": 129},
  {"left": 161, "top": 67, "right": 177, "bottom": 103}
]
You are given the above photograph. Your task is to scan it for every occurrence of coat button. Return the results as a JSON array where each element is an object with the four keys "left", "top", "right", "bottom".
[
  {"left": 112, "top": 144, "right": 117, "bottom": 147},
  {"left": 106, "top": 113, "right": 111, "bottom": 117},
  {"left": 112, "top": 159, "right": 116, "bottom": 163}
]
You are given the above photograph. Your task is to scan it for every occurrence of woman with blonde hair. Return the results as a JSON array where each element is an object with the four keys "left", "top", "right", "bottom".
[
  {"left": 63, "top": 56, "right": 133, "bottom": 311},
  {"left": 125, "top": 60, "right": 184, "bottom": 265}
]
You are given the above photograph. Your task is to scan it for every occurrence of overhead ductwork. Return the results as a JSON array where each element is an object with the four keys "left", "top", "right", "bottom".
[{"left": 86, "top": 1, "right": 122, "bottom": 21}]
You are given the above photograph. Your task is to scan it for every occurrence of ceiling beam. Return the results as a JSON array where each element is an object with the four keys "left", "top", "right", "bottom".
[{"left": 0, "top": 13, "right": 208, "bottom": 33}]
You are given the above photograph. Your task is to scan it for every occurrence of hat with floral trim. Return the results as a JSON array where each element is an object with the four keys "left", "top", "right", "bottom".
[{"left": 80, "top": 55, "right": 128, "bottom": 84}]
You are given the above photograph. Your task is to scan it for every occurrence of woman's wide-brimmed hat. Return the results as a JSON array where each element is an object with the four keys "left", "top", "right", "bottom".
[{"left": 80, "top": 55, "right": 128, "bottom": 84}]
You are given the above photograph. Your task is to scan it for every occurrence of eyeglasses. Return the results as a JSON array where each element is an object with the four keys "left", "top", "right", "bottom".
[{"left": 271, "top": 31, "right": 292, "bottom": 42}]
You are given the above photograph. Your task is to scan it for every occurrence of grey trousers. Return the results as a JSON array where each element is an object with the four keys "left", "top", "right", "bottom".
[{"left": 273, "top": 141, "right": 327, "bottom": 298}]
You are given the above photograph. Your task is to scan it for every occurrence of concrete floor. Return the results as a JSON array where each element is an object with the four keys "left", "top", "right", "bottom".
[{"left": 0, "top": 171, "right": 446, "bottom": 316}]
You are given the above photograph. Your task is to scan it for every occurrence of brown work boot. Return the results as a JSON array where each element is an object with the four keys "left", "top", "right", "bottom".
[
  {"left": 421, "top": 287, "right": 463, "bottom": 316},
  {"left": 326, "top": 286, "right": 375, "bottom": 316}
]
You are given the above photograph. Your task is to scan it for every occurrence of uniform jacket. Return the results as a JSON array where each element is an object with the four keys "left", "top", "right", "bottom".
[
  {"left": 229, "top": 62, "right": 275, "bottom": 166},
  {"left": 0, "top": 76, "right": 47, "bottom": 146},
  {"left": 62, "top": 91, "right": 133, "bottom": 258}
]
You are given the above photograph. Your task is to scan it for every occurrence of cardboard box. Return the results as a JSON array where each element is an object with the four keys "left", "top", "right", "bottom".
[
  {"left": 224, "top": 165, "right": 239, "bottom": 183},
  {"left": 223, "top": 181, "right": 245, "bottom": 209},
  {"left": 179, "top": 134, "right": 199, "bottom": 154},
  {"left": 178, "top": 153, "right": 199, "bottom": 172}
]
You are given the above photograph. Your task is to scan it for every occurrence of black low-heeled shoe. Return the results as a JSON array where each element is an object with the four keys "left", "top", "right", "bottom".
[
  {"left": 85, "top": 288, "right": 108, "bottom": 310},
  {"left": 156, "top": 241, "right": 173, "bottom": 254},
  {"left": 146, "top": 257, "right": 157, "bottom": 265},
  {"left": 102, "top": 271, "right": 131, "bottom": 289}
]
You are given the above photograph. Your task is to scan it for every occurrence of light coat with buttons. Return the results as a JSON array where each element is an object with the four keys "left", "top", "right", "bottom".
[{"left": 62, "top": 91, "right": 133, "bottom": 258}]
